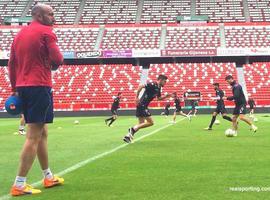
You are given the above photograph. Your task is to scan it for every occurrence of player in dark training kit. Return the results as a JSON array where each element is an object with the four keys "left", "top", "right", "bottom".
[
  {"left": 123, "top": 75, "right": 175, "bottom": 143},
  {"left": 248, "top": 98, "right": 256, "bottom": 117},
  {"left": 105, "top": 92, "right": 122, "bottom": 127},
  {"left": 204, "top": 83, "right": 232, "bottom": 130},
  {"left": 172, "top": 93, "right": 190, "bottom": 123},
  {"left": 188, "top": 100, "right": 198, "bottom": 116},
  {"left": 161, "top": 102, "right": 171, "bottom": 117},
  {"left": 224, "top": 75, "right": 257, "bottom": 135}
]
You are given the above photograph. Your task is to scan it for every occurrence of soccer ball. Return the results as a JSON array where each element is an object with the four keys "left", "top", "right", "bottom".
[
  {"left": 5, "top": 95, "right": 23, "bottom": 115},
  {"left": 253, "top": 118, "right": 258, "bottom": 122},
  {"left": 74, "top": 120, "right": 80, "bottom": 125},
  {"left": 214, "top": 120, "right": 220, "bottom": 125},
  {"left": 225, "top": 129, "right": 236, "bottom": 137}
]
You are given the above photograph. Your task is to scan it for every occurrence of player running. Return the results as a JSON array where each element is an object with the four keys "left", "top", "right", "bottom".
[
  {"left": 248, "top": 97, "right": 256, "bottom": 117},
  {"left": 224, "top": 75, "right": 257, "bottom": 135},
  {"left": 172, "top": 93, "right": 191, "bottom": 123},
  {"left": 204, "top": 83, "right": 232, "bottom": 130},
  {"left": 188, "top": 100, "right": 198, "bottom": 116},
  {"left": 123, "top": 75, "right": 175, "bottom": 143},
  {"left": 161, "top": 102, "right": 171, "bottom": 117},
  {"left": 105, "top": 92, "right": 122, "bottom": 127}
]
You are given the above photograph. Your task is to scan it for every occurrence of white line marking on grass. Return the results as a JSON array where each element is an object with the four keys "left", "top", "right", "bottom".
[{"left": 0, "top": 118, "right": 186, "bottom": 200}]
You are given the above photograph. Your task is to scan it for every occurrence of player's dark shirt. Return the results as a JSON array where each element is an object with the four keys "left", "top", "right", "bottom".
[
  {"left": 227, "top": 81, "right": 247, "bottom": 106},
  {"left": 111, "top": 97, "right": 120, "bottom": 110},
  {"left": 215, "top": 89, "right": 225, "bottom": 106},
  {"left": 248, "top": 99, "right": 255, "bottom": 107},
  {"left": 174, "top": 97, "right": 181, "bottom": 109},
  {"left": 139, "top": 82, "right": 161, "bottom": 107},
  {"left": 191, "top": 100, "right": 198, "bottom": 107},
  {"left": 165, "top": 103, "right": 170, "bottom": 110}
]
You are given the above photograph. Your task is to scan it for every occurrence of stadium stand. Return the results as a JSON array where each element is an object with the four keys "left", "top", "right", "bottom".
[
  {"left": 247, "top": 0, "right": 270, "bottom": 22},
  {"left": 0, "top": 28, "right": 20, "bottom": 52},
  {"left": 1, "top": 62, "right": 269, "bottom": 110},
  {"left": 51, "top": 64, "right": 141, "bottom": 110},
  {"left": 80, "top": 0, "right": 138, "bottom": 24},
  {"left": 0, "top": 63, "right": 241, "bottom": 110},
  {"left": 0, "top": 0, "right": 29, "bottom": 24},
  {"left": 2, "top": 24, "right": 270, "bottom": 52},
  {"left": 243, "top": 62, "right": 270, "bottom": 103},
  {"left": 100, "top": 26, "right": 161, "bottom": 50},
  {"left": 196, "top": 0, "right": 246, "bottom": 22},
  {"left": 0, "top": 27, "right": 100, "bottom": 52},
  {"left": 224, "top": 25, "right": 270, "bottom": 48},
  {"left": 140, "top": 0, "right": 191, "bottom": 24},
  {"left": 0, "top": 64, "right": 141, "bottom": 110},
  {"left": 147, "top": 63, "right": 238, "bottom": 106},
  {"left": 2, "top": 0, "right": 270, "bottom": 24},
  {"left": 55, "top": 27, "right": 100, "bottom": 51},
  {"left": 166, "top": 25, "right": 220, "bottom": 49}
]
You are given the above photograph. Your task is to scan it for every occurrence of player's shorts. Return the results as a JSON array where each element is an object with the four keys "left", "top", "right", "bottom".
[
  {"left": 17, "top": 86, "right": 54, "bottom": 124},
  {"left": 233, "top": 104, "right": 247, "bottom": 115},
  {"left": 111, "top": 109, "right": 118, "bottom": 115},
  {"left": 215, "top": 104, "right": 227, "bottom": 114},
  {"left": 164, "top": 109, "right": 169, "bottom": 116},
  {"left": 175, "top": 106, "right": 182, "bottom": 113},
  {"left": 136, "top": 105, "right": 151, "bottom": 118},
  {"left": 249, "top": 105, "right": 254, "bottom": 110},
  {"left": 191, "top": 105, "right": 197, "bottom": 111}
]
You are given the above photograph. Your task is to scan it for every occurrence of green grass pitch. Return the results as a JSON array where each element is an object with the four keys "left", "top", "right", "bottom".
[{"left": 0, "top": 114, "right": 269, "bottom": 200}]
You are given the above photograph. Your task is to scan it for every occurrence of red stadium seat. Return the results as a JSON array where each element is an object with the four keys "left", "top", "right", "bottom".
[
  {"left": 196, "top": 0, "right": 246, "bottom": 23},
  {"left": 101, "top": 27, "right": 161, "bottom": 50},
  {"left": 225, "top": 26, "right": 270, "bottom": 48},
  {"left": 166, "top": 26, "right": 220, "bottom": 49},
  {"left": 147, "top": 63, "right": 237, "bottom": 106},
  {"left": 243, "top": 62, "right": 270, "bottom": 102}
]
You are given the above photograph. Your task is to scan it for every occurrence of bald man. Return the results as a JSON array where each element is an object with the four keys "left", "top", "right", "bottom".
[{"left": 9, "top": 4, "right": 64, "bottom": 196}]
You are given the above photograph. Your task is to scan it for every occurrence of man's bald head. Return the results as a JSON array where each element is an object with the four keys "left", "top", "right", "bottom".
[{"left": 31, "top": 3, "right": 55, "bottom": 26}]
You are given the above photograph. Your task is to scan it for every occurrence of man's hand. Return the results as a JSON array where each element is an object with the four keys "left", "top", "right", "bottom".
[{"left": 222, "top": 96, "right": 227, "bottom": 100}]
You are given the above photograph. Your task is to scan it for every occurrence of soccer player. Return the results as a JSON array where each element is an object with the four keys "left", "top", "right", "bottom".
[
  {"left": 248, "top": 97, "right": 256, "bottom": 117},
  {"left": 224, "top": 75, "right": 257, "bottom": 135},
  {"left": 123, "top": 75, "right": 174, "bottom": 143},
  {"left": 188, "top": 99, "right": 198, "bottom": 116},
  {"left": 161, "top": 102, "right": 171, "bottom": 117},
  {"left": 8, "top": 4, "right": 64, "bottom": 196},
  {"left": 172, "top": 93, "right": 190, "bottom": 123},
  {"left": 105, "top": 92, "right": 122, "bottom": 127},
  {"left": 18, "top": 114, "right": 26, "bottom": 135},
  {"left": 204, "top": 83, "right": 232, "bottom": 130}
]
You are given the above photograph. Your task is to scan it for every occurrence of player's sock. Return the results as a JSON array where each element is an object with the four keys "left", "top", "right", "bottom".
[
  {"left": 19, "top": 125, "right": 25, "bottom": 131},
  {"left": 129, "top": 127, "right": 137, "bottom": 136},
  {"left": 14, "top": 176, "right": 26, "bottom": 188},
  {"left": 108, "top": 119, "right": 116, "bottom": 126},
  {"left": 209, "top": 116, "right": 216, "bottom": 128},
  {"left": 123, "top": 127, "right": 136, "bottom": 143},
  {"left": 223, "top": 116, "right": 232, "bottom": 122},
  {"left": 43, "top": 168, "right": 53, "bottom": 180},
  {"left": 105, "top": 117, "right": 113, "bottom": 122}
]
